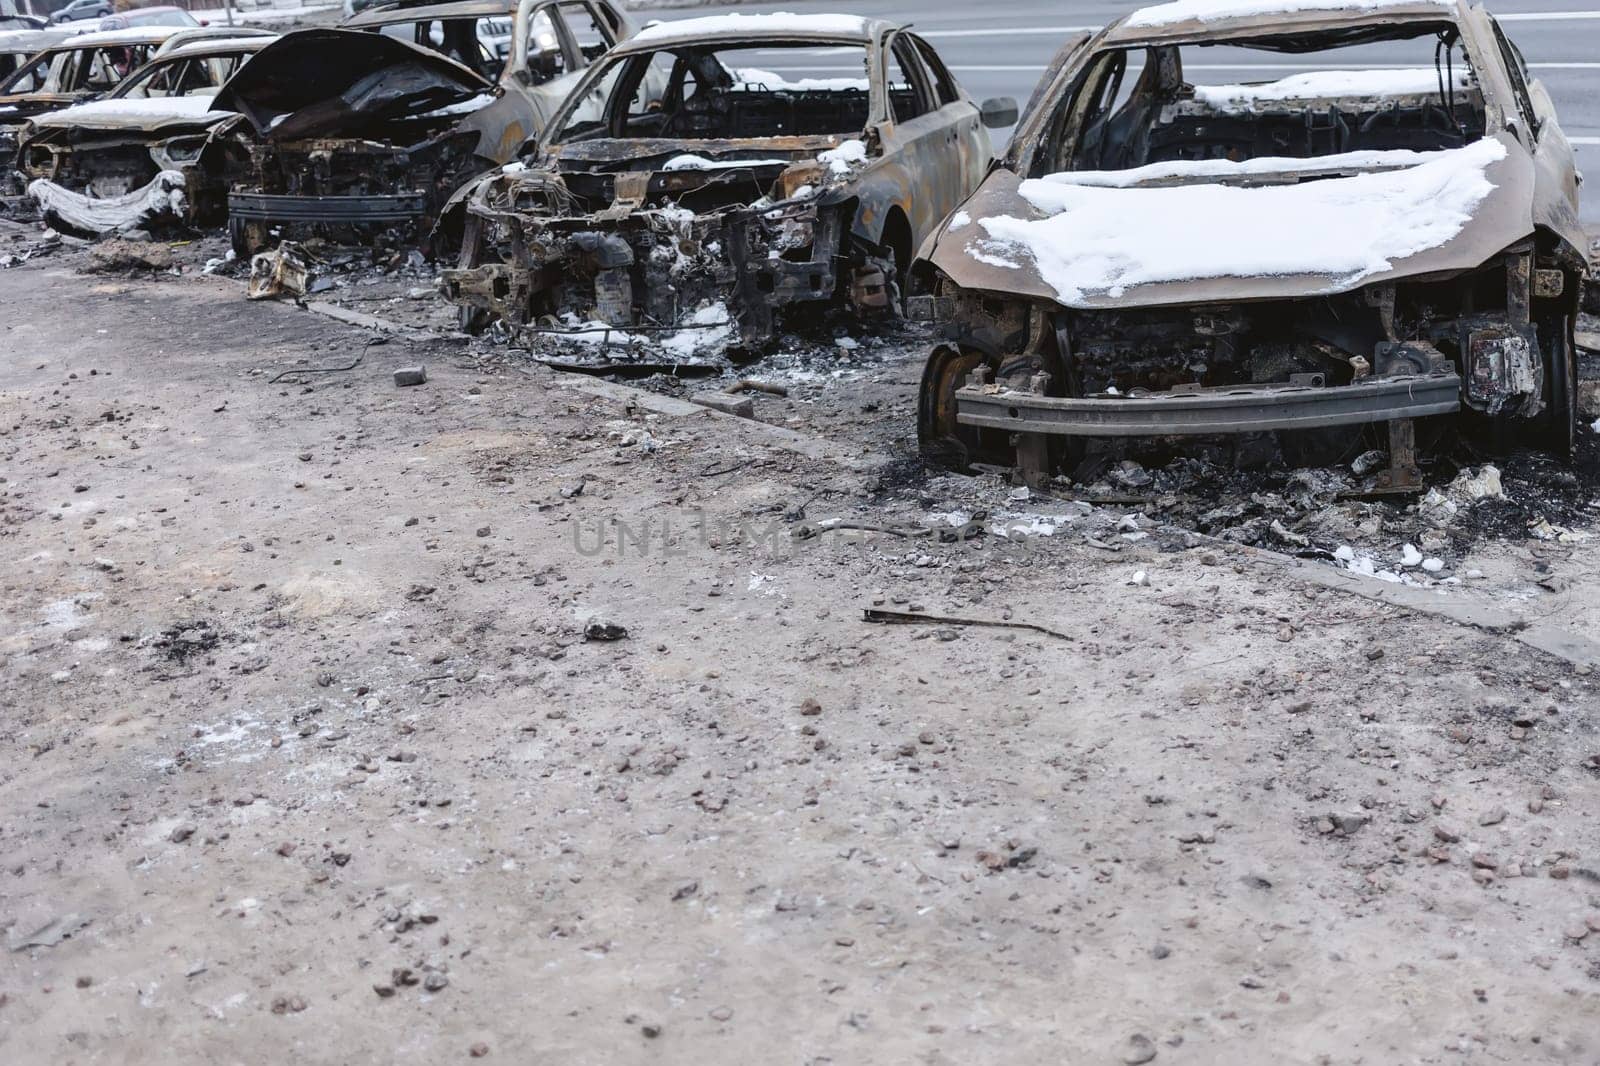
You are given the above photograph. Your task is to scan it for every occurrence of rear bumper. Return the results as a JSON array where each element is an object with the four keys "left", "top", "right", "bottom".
[
  {"left": 955, "top": 374, "right": 1462, "bottom": 436},
  {"left": 228, "top": 191, "right": 428, "bottom": 225}
]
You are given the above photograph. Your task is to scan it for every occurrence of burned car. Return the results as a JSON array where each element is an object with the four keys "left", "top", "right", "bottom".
[
  {"left": 914, "top": 0, "right": 1587, "bottom": 487},
  {"left": 1, "top": 25, "right": 262, "bottom": 195},
  {"left": 215, "top": 0, "right": 643, "bottom": 255},
  {"left": 17, "top": 34, "right": 274, "bottom": 235},
  {"left": 0, "top": 27, "right": 69, "bottom": 84},
  {"left": 439, "top": 12, "right": 1015, "bottom": 350}
]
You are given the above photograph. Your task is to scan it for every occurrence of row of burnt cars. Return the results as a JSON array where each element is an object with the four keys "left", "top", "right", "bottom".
[{"left": 1, "top": 0, "right": 1590, "bottom": 483}]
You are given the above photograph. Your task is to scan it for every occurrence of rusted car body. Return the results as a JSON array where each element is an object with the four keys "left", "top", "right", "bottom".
[
  {"left": 17, "top": 35, "right": 274, "bottom": 235},
  {"left": 215, "top": 0, "right": 642, "bottom": 255},
  {"left": 0, "top": 25, "right": 267, "bottom": 196},
  {"left": 0, "top": 28, "right": 69, "bottom": 83},
  {"left": 914, "top": 0, "right": 1587, "bottom": 485},
  {"left": 439, "top": 13, "right": 1014, "bottom": 349}
]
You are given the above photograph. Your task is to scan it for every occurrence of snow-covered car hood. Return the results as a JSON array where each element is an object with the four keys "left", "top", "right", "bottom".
[
  {"left": 27, "top": 93, "right": 228, "bottom": 133},
  {"left": 211, "top": 28, "right": 493, "bottom": 141},
  {"left": 0, "top": 92, "right": 82, "bottom": 124},
  {"left": 922, "top": 132, "right": 1538, "bottom": 310}
]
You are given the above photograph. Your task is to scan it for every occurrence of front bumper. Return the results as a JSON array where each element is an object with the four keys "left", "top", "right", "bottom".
[
  {"left": 228, "top": 191, "right": 429, "bottom": 225},
  {"left": 955, "top": 373, "right": 1463, "bottom": 436}
]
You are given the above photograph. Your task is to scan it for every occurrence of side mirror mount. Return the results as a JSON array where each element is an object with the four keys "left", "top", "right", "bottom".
[{"left": 980, "top": 96, "right": 1019, "bottom": 129}]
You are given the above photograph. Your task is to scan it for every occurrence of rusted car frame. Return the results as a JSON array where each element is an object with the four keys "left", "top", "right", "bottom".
[
  {"left": 914, "top": 0, "right": 1587, "bottom": 486},
  {"left": 215, "top": 0, "right": 641, "bottom": 255},
  {"left": 1, "top": 25, "right": 270, "bottom": 198},
  {"left": 17, "top": 35, "right": 275, "bottom": 235},
  {"left": 439, "top": 13, "right": 1015, "bottom": 350}
]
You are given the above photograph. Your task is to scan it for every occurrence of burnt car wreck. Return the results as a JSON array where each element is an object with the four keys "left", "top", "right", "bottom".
[
  {"left": 17, "top": 34, "right": 274, "bottom": 236},
  {"left": 914, "top": 0, "right": 1588, "bottom": 488},
  {"left": 439, "top": 13, "right": 1014, "bottom": 350},
  {"left": 214, "top": 0, "right": 642, "bottom": 256}
]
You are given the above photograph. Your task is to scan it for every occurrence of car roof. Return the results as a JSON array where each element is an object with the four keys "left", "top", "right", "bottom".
[
  {"left": 617, "top": 12, "right": 895, "bottom": 52},
  {"left": 344, "top": 0, "right": 520, "bottom": 27},
  {"left": 1101, "top": 0, "right": 1465, "bottom": 44},
  {"left": 0, "top": 28, "right": 69, "bottom": 52},
  {"left": 55, "top": 25, "right": 189, "bottom": 48},
  {"left": 151, "top": 35, "right": 277, "bottom": 61}
]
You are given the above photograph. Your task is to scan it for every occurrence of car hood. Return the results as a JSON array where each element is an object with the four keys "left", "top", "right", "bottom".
[
  {"left": 211, "top": 27, "right": 493, "bottom": 141},
  {"left": 921, "top": 133, "right": 1537, "bottom": 310},
  {"left": 27, "top": 93, "right": 229, "bottom": 133},
  {"left": 0, "top": 93, "right": 84, "bottom": 123}
]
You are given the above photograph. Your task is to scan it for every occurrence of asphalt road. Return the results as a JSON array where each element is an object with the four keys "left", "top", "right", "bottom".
[{"left": 637, "top": 0, "right": 1600, "bottom": 225}]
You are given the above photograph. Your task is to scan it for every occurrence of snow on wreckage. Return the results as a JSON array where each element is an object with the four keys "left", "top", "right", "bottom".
[
  {"left": 438, "top": 11, "right": 1016, "bottom": 358},
  {"left": 913, "top": 0, "right": 1588, "bottom": 493}
]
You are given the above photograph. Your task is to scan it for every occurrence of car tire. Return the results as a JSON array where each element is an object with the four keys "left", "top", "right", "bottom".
[
  {"left": 1538, "top": 310, "right": 1577, "bottom": 459},
  {"left": 454, "top": 214, "right": 490, "bottom": 335},
  {"left": 228, "top": 216, "right": 267, "bottom": 260}
]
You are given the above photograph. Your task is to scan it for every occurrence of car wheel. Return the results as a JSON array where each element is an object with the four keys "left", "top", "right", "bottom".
[
  {"left": 1538, "top": 311, "right": 1577, "bottom": 459},
  {"left": 454, "top": 214, "right": 490, "bottom": 335},
  {"left": 227, "top": 216, "right": 266, "bottom": 260}
]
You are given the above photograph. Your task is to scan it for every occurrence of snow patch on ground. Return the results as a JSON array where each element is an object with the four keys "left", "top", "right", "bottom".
[
  {"left": 979, "top": 138, "right": 1505, "bottom": 303},
  {"left": 555, "top": 301, "right": 734, "bottom": 361}
]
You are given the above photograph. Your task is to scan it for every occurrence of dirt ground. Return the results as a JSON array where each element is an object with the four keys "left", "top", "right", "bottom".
[{"left": 4, "top": 230, "right": 1600, "bottom": 1066}]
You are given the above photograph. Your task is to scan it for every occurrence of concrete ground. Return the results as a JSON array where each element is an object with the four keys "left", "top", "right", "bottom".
[{"left": 3, "top": 245, "right": 1600, "bottom": 1065}]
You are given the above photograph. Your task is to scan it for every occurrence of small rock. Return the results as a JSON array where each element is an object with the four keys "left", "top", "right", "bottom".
[
  {"left": 1121, "top": 1033, "right": 1158, "bottom": 1064},
  {"left": 709, "top": 1007, "right": 733, "bottom": 1022},
  {"left": 799, "top": 698, "right": 822, "bottom": 716},
  {"left": 1433, "top": 825, "right": 1461, "bottom": 843},
  {"left": 170, "top": 823, "right": 197, "bottom": 843},
  {"left": 690, "top": 393, "right": 754, "bottom": 418},
  {"left": 423, "top": 973, "right": 449, "bottom": 992},
  {"left": 1564, "top": 924, "right": 1589, "bottom": 941},
  {"left": 584, "top": 621, "right": 627, "bottom": 642},
  {"left": 1478, "top": 807, "right": 1508, "bottom": 827},
  {"left": 469, "top": 1043, "right": 490, "bottom": 1058},
  {"left": 394, "top": 366, "right": 428, "bottom": 387}
]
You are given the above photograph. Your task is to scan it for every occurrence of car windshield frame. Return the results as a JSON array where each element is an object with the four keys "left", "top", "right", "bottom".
[
  {"left": 1014, "top": 16, "right": 1497, "bottom": 177},
  {"left": 543, "top": 36, "right": 878, "bottom": 148}
]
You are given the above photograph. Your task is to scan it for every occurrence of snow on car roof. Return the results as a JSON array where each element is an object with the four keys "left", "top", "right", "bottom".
[
  {"left": 631, "top": 12, "right": 875, "bottom": 46},
  {"left": 156, "top": 35, "right": 277, "bottom": 60},
  {"left": 57, "top": 25, "right": 189, "bottom": 47},
  {"left": 970, "top": 137, "right": 1505, "bottom": 304},
  {"left": 1191, "top": 66, "right": 1474, "bottom": 107},
  {"left": 1124, "top": 0, "right": 1454, "bottom": 31}
]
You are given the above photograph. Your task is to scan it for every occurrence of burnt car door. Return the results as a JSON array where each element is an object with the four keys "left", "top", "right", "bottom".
[
  {"left": 870, "top": 31, "right": 990, "bottom": 266},
  {"left": 461, "top": 0, "right": 624, "bottom": 162}
]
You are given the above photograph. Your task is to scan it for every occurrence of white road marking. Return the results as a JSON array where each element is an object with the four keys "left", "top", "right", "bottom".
[
  {"left": 759, "top": 61, "right": 1600, "bottom": 74},
  {"left": 1497, "top": 9, "right": 1600, "bottom": 21}
]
